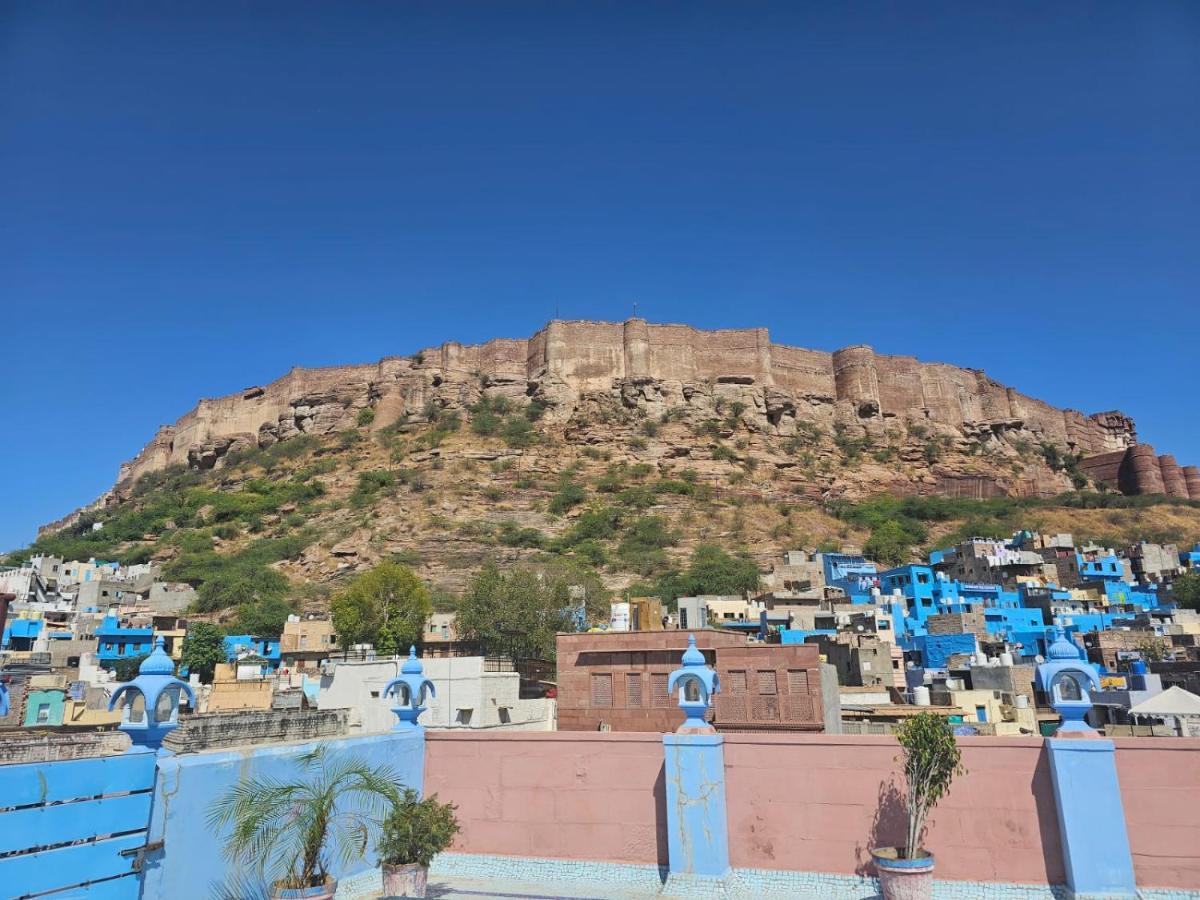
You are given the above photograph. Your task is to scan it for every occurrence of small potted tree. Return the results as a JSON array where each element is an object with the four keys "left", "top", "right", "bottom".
[
  {"left": 377, "top": 788, "right": 460, "bottom": 898},
  {"left": 870, "top": 712, "right": 965, "bottom": 900},
  {"left": 208, "top": 745, "right": 403, "bottom": 900}
]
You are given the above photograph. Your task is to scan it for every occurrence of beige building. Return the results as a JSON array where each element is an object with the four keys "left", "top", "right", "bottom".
[
  {"left": 205, "top": 663, "right": 275, "bottom": 713},
  {"left": 280, "top": 616, "right": 337, "bottom": 672}
]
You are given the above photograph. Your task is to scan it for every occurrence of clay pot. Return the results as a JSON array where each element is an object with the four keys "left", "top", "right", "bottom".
[
  {"left": 382, "top": 862, "right": 429, "bottom": 898},
  {"left": 871, "top": 847, "right": 934, "bottom": 900}
]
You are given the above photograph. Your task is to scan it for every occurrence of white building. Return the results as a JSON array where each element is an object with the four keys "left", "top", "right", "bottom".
[{"left": 317, "top": 656, "right": 554, "bottom": 733}]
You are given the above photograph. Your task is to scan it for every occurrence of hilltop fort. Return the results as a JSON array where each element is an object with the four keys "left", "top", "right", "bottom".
[{"left": 42, "top": 318, "right": 1196, "bottom": 534}]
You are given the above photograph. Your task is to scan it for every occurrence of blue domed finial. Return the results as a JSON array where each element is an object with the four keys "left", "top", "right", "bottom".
[
  {"left": 384, "top": 646, "right": 436, "bottom": 730},
  {"left": 401, "top": 645, "right": 423, "bottom": 674},
  {"left": 1046, "top": 626, "right": 1082, "bottom": 661},
  {"left": 1036, "top": 625, "right": 1102, "bottom": 736},
  {"left": 109, "top": 634, "right": 195, "bottom": 753},
  {"left": 139, "top": 636, "right": 177, "bottom": 675},
  {"left": 680, "top": 634, "right": 705, "bottom": 667},
  {"left": 667, "top": 633, "right": 720, "bottom": 733}
]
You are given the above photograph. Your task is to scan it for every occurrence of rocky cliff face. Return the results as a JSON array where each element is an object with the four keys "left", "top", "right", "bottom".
[{"left": 45, "top": 317, "right": 1194, "bottom": 536}]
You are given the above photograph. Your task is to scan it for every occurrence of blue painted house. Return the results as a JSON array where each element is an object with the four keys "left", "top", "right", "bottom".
[
  {"left": 96, "top": 615, "right": 154, "bottom": 667},
  {"left": 1, "top": 618, "right": 42, "bottom": 651},
  {"left": 222, "top": 634, "right": 282, "bottom": 670}
]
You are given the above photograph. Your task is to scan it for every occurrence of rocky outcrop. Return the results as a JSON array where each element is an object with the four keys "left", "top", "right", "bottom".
[{"left": 43, "top": 318, "right": 1197, "bottom": 535}]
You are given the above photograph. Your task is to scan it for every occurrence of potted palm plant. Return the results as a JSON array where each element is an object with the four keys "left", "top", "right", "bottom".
[
  {"left": 208, "top": 744, "right": 403, "bottom": 900},
  {"left": 870, "top": 712, "right": 965, "bottom": 900},
  {"left": 377, "top": 788, "right": 460, "bottom": 899}
]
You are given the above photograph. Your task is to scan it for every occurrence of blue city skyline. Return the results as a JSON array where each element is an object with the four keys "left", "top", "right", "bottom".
[{"left": 2, "top": 2, "right": 1197, "bottom": 549}]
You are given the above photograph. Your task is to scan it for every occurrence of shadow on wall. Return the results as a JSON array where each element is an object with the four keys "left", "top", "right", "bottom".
[
  {"left": 854, "top": 777, "right": 906, "bottom": 877},
  {"left": 1032, "top": 747, "right": 1066, "bottom": 884},
  {"left": 654, "top": 763, "right": 669, "bottom": 870}
]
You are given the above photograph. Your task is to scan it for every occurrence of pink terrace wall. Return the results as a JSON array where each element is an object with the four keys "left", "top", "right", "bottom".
[
  {"left": 723, "top": 734, "right": 1064, "bottom": 885},
  {"left": 426, "top": 732, "right": 1200, "bottom": 891},
  {"left": 1114, "top": 737, "right": 1200, "bottom": 890},
  {"left": 424, "top": 732, "right": 668, "bottom": 866}
]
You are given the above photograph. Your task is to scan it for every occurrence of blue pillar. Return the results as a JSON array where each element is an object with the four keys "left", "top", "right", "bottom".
[
  {"left": 1046, "top": 737, "right": 1137, "bottom": 899},
  {"left": 662, "top": 732, "right": 731, "bottom": 886}
]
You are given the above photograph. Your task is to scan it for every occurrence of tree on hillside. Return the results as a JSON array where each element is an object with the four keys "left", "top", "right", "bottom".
[
  {"left": 1174, "top": 573, "right": 1200, "bottom": 613},
  {"left": 330, "top": 562, "right": 431, "bottom": 655},
  {"left": 235, "top": 596, "right": 295, "bottom": 637},
  {"left": 864, "top": 520, "right": 916, "bottom": 567},
  {"left": 180, "top": 623, "right": 226, "bottom": 683},
  {"left": 456, "top": 559, "right": 609, "bottom": 661},
  {"left": 681, "top": 545, "right": 761, "bottom": 596},
  {"left": 195, "top": 567, "right": 288, "bottom": 613}
]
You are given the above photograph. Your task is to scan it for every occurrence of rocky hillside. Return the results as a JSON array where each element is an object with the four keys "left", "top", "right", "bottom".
[
  {"left": 16, "top": 394, "right": 1200, "bottom": 623},
  {"left": 47, "top": 317, "right": 1200, "bottom": 544}
]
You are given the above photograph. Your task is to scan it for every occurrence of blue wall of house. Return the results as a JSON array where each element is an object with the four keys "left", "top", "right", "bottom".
[
  {"left": 95, "top": 615, "right": 154, "bottom": 665},
  {"left": 222, "top": 634, "right": 282, "bottom": 668},
  {"left": 907, "top": 633, "right": 978, "bottom": 669},
  {"left": 142, "top": 730, "right": 425, "bottom": 898},
  {"left": 1, "top": 618, "right": 42, "bottom": 650}
]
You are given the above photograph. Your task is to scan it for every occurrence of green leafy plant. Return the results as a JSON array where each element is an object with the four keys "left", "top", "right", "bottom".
[
  {"left": 180, "top": 622, "right": 227, "bottom": 683},
  {"left": 207, "top": 745, "right": 403, "bottom": 891},
  {"left": 375, "top": 788, "right": 460, "bottom": 868},
  {"left": 330, "top": 562, "right": 432, "bottom": 654},
  {"left": 893, "top": 712, "right": 965, "bottom": 859},
  {"left": 112, "top": 653, "right": 152, "bottom": 681}
]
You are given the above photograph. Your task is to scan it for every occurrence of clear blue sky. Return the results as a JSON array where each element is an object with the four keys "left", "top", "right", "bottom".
[{"left": 2, "top": 3, "right": 1197, "bottom": 550}]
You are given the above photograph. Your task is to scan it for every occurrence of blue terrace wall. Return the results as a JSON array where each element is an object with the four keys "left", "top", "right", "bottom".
[{"left": 142, "top": 730, "right": 425, "bottom": 898}]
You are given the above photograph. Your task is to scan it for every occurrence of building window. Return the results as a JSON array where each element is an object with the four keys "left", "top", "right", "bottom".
[
  {"left": 651, "top": 673, "right": 669, "bottom": 707},
  {"left": 679, "top": 608, "right": 688, "bottom": 628},
  {"left": 758, "top": 671, "right": 778, "bottom": 695},
  {"left": 729, "top": 670, "right": 747, "bottom": 693},
  {"left": 498, "top": 707, "right": 511, "bottom": 724},
  {"left": 626, "top": 673, "right": 643, "bottom": 708},
  {"left": 591, "top": 674, "right": 613, "bottom": 708},
  {"left": 456, "top": 708, "right": 473, "bottom": 725},
  {"left": 787, "top": 670, "right": 809, "bottom": 694}
]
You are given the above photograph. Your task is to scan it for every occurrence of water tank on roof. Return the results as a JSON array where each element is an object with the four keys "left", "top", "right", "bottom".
[
  {"left": 914, "top": 686, "right": 931, "bottom": 706},
  {"left": 1000, "top": 651, "right": 1014, "bottom": 666},
  {"left": 1014, "top": 694, "right": 1030, "bottom": 709}
]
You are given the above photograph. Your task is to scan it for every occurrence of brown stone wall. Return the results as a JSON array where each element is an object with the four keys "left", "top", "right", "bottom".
[
  {"left": 0, "top": 731, "right": 129, "bottom": 763},
  {"left": 164, "top": 708, "right": 348, "bottom": 752},
  {"left": 1128, "top": 444, "right": 1168, "bottom": 495},
  {"left": 874, "top": 354, "right": 924, "bottom": 412},
  {"left": 712, "top": 644, "right": 824, "bottom": 731},
  {"left": 556, "top": 630, "right": 746, "bottom": 732},
  {"left": 927, "top": 610, "right": 987, "bottom": 639},
  {"left": 770, "top": 345, "right": 836, "bottom": 397},
  {"left": 555, "top": 630, "right": 823, "bottom": 733},
  {"left": 1159, "top": 454, "right": 1188, "bottom": 499},
  {"left": 1185, "top": 466, "right": 1200, "bottom": 501},
  {"left": 1078, "top": 449, "right": 1127, "bottom": 488},
  {"left": 832, "top": 346, "right": 881, "bottom": 410}
]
